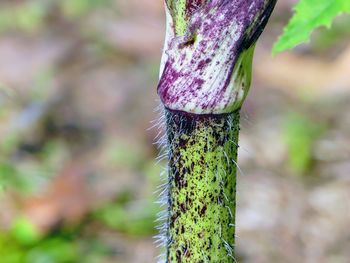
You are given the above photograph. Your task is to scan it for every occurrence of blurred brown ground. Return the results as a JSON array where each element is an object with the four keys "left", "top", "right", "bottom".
[{"left": 0, "top": 0, "right": 349, "bottom": 262}]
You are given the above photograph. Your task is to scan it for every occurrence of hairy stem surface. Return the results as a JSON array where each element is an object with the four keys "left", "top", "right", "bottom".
[{"left": 165, "top": 108, "right": 240, "bottom": 262}]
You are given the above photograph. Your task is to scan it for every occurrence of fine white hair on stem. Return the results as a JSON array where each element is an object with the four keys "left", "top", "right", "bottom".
[
  {"left": 151, "top": 105, "right": 171, "bottom": 263},
  {"left": 232, "top": 157, "right": 245, "bottom": 177}
]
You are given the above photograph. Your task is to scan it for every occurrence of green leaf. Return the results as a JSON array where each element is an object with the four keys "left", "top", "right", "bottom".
[{"left": 273, "top": 0, "right": 350, "bottom": 54}]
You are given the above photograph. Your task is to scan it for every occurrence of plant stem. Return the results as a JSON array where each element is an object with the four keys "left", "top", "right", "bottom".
[
  {"left": 156, "top": 1, "right": 277, "bottom": 262},
  {"left": 165, "top": 108, "right": 239, "bottom": 262}
]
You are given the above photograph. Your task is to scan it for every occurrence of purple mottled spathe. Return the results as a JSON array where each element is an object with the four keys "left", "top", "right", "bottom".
[{"left": 158, "top": 0, "right": 277, "bottom": 114}]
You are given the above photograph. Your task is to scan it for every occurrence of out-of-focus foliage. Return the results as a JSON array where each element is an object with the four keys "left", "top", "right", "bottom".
[
  {"left": 94, "top": 162, "right": 161, "bottom": 236},
  {"left": 0, "top": 1, "right": 46, "bottom": 33},
  {"left": 0, "top": 0, "right": 112, "bottom": 33},
  {"left": 11, "top": 217, "right": 42, "bottom": 246},
  {"left": 0, "top": 135, "right": 68, "bottom": 194},
  {"left": 283, "top": 113, "right": 325, "bottom": 174},
  {"left": 94, "top": 199, "right": 158, "bottom": 236},
  {"left": 61, "top": 0, "right": 112, "bottom": 18},
  {"left": 273, "top": 0, "right": 350, "bottom": 54},
  {"left": 0, "top": 217, "right": 108, "bottom": 263}
]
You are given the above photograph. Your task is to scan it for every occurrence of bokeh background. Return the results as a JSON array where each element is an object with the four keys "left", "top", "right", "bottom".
[{"left": 0, "top": 0, "right": 349, "bottom": 262}]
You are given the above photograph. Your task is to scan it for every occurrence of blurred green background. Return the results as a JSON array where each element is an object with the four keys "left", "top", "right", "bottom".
[{"left": 0, "top": 0, "right": 349, "bottom": 262}]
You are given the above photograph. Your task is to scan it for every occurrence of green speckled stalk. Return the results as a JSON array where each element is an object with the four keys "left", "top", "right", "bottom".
[
  {"left": 168, "top": 0, "right": 187, "bottom": 36},
  {"left": 165, "top": 108, "right": 240, "bottom": 262}
]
